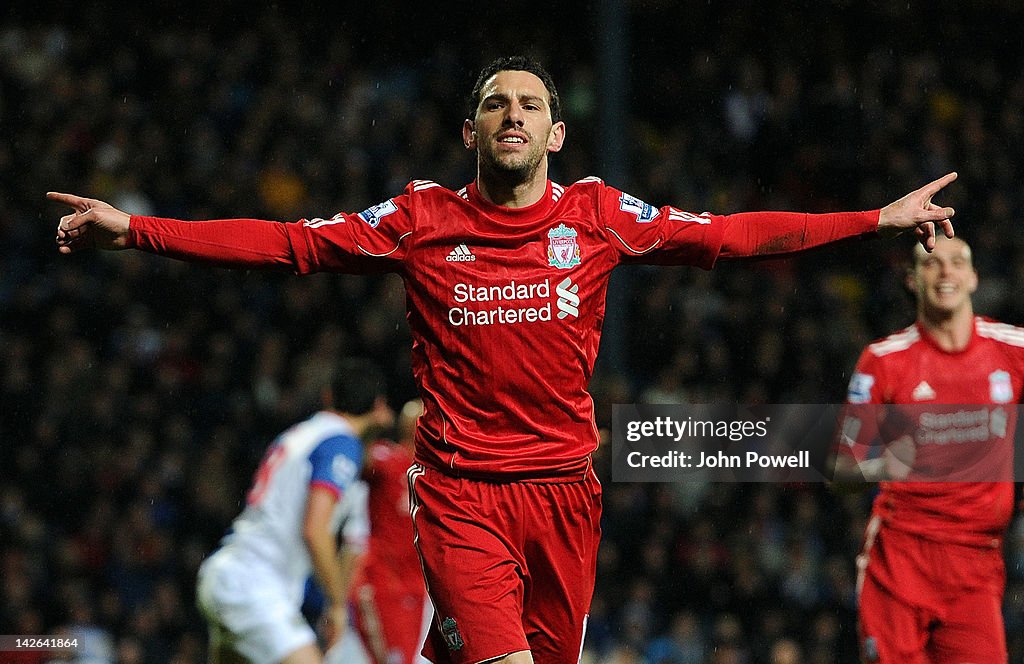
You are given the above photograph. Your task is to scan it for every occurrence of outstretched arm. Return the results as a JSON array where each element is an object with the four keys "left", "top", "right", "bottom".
[
  {"left": 49, "top": 190, "right": 412, "bottom": 273},
  {"left": 49, "top": 191, "right": 299, "bottom": 268},
  {"left": 717, "top": 172, "right": 958, "bottom": 258}
]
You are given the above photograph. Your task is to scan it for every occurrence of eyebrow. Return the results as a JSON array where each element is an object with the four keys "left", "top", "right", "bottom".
[
  {"left": 482, "top": 92, "right": 548, "bottom": 107},
  {"left": 918, "top": 254, "right": 971, "bottom": 265}
]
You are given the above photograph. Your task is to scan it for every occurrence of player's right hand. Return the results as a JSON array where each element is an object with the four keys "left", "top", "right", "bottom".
[
  {"left": 882, "top": 435, "right": 916, "bottom": 481},
  {"left": 48, "top": 192, "right": 132, "bottom": 253}
]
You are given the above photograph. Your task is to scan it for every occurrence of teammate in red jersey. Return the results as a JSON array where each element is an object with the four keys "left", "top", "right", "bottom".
[
  {"left": 831, "top": 236, "right": 1024, "bottom": 663},
  {"left": 51, "top": 55, "right": 958, "bottom": 664},
  {"left": 348, "top": 399, "right": 431, "bottom": 664}
]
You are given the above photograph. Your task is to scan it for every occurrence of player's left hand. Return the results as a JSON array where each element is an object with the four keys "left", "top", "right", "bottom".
[{"left": 877, "top": 172, "right": 957, "bottom": 252}]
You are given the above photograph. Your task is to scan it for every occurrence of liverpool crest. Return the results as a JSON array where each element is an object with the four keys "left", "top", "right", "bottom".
[
  {"left": 441, "top": 616, "right": 464, "bottom": 651},
  {"left": 990, "top": 370, "right": 1013, "bottom": 403},
  {"left": 547, "top": 224, "right": 581, "bottom": 269}
]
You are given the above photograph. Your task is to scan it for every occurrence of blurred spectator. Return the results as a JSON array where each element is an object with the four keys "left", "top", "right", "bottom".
[
  {"left": 645, "top": 610, "right": 706, "bottom": 664},
  {"left": 768, "top": 638, "right": 802, "bottom": 664}
]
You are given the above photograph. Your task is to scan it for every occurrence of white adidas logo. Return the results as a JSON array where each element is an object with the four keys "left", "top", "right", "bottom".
[
  {"left": 912, "top": 381, "right": 936, "bottom": 401},
  {"left": 446, "top": 244, "right": 476, "bottom": 262}
]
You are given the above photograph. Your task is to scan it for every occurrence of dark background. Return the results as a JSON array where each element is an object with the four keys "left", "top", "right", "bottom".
[{"left": 3, "top": 1, "right": 1024, "bottom": 662}]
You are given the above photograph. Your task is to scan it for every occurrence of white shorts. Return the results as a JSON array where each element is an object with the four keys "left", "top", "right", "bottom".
[
  {"left": 196, "top": 548, "right": 316, "bottom": 664},
  {"left": 324, "top": 628, "right": 371, "bottom": 664}
]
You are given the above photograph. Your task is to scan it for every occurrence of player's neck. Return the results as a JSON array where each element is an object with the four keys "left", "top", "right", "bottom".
[
  {"left": 476, "top": 165, "right": 549, "bottom": 208},
  {"left": 917, "top": 306, "right": 974, "bottom": 352}
]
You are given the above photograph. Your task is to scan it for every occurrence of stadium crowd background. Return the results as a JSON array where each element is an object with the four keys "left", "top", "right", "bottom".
[{"left": 3, "top": 1, "right": 1024, "bottom": 662}]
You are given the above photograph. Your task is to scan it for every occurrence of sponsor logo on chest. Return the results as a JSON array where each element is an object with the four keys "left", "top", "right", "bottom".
[
  {"left": 439, "top": 226, "right": 588, "bottom": 327},
  {"left": 447, "top": 276, "right": 580, "bottom": 327}
]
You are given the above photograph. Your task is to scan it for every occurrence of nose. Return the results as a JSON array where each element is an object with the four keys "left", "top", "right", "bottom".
[{"left": 503, "top": 101, "right": 525, "bottom": 127}]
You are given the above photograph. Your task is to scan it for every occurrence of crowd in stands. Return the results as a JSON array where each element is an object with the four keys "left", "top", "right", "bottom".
[{"left": 3, "top": 2, "right": 1024, "bottom": 662}]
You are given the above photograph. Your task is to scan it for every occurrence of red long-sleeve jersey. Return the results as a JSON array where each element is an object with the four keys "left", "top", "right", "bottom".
[
  {"left": 836, "top": 317, "right": 1024, "bottom": 546},
  {"left": 352, "top": 440, "right": 421, "bottom": 591},
  {"left": 130, "top": 177, "right": 879, "bottom": 480}
]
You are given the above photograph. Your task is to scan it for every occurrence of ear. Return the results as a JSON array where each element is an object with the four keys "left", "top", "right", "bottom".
[
  {"left": 966, "top": 267, "right": 979, "bottom": 295},
  {"left": 904, "top": 267, "right": 919, "bottom": 296},
  {"left": 547, "top": 121, "right": 566, "bottom": 153},
  {"left": 462, "top": 119, "right": 476, "bottom": 149}
]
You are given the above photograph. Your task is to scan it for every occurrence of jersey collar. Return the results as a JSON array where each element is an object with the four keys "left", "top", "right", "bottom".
[{"left": 465, "top": 180, "right": 556, "bottom": 224}]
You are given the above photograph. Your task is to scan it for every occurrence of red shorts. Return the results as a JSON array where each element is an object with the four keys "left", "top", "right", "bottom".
[
  {"left": 857, "top": 517, "right": 1006, "bottom": 663},
  {"left": 351, "top": 573, "right": 430, "bottom": 664},
  {"left": 408, "top": 464, "right": 601, "bottom": 664}
]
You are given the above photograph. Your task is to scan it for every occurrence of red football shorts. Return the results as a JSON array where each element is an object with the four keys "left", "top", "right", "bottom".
[
  {"left": 408, "top": 464, "right": 602, "bottom": 664},
  {"left": 351, "top": 573, "right": 430, "bottom": 664},
  {"left": 856, "top": 517, "right": 1007, "bottom": 663}
]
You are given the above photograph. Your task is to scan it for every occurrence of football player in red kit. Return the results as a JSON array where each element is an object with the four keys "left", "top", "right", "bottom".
[
  {"left": 832, "top": 237, "right": 1024, "bottom": 663},
  {"left": 348, "top": 399, "right": 432, "bottom": 664},
  {"left": 52, "top": 56, "right": 957, "bottom": 664}
]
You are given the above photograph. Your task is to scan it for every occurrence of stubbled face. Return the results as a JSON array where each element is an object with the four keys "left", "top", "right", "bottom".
[
  {"left": 909, "top": 238, "right": 978, "bottom": 318},
  {"left": 464, "top": 70, "right": 564, "bottom": 183}
]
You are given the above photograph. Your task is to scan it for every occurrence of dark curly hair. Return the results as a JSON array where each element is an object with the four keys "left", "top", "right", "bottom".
[
  {"left": 468, "top": 56, "right": 561, "bottom": 123},
  {"left": 329, "top": 357, "right": 386, "bottom": 415}
]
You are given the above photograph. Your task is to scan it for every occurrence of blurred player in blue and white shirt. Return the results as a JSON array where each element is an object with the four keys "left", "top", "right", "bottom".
[{"left": 197, "top": 358, "right": 392, "bottom": 664}]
